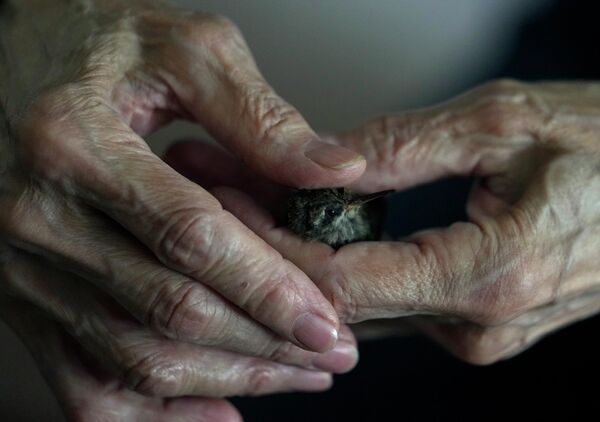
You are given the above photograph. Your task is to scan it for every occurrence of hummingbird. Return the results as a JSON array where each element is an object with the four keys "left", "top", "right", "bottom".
[{"left": 287, "top": 188, "right": 394, "bottom": 249}]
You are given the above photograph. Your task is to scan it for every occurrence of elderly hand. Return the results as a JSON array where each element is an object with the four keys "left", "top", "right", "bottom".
[
  {"left": 0, "top": 0, "right": 364, "bottom": 413},
  {"left": 1, "top": 298, "right": 245, "bottom": 422},
  {"left": 175, "top": 80, "right": 600, "bottom": 365}
]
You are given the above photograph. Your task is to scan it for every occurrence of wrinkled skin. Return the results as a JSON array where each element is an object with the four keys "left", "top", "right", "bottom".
[
  {"left": 168, "top": 80, "right": 600, "bottom": 366},
  {"left": 0, "top": 0, "right": 365, "bottom": 419}
]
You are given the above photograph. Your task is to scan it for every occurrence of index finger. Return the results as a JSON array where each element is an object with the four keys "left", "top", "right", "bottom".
[
  {"left": 162, "top": 13, "right": 365, "bottom": 188},
  {"left": 211, "top": 186, "right": 546, "bottom": 326},
  {"left": 20, "top": 101, "right": 340, "bottom": 353}
]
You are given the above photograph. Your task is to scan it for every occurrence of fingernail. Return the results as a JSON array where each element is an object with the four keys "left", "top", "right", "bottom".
[
  {"left": 290, "top": 371, "right": 333, "bottom": 392},
  {"left": 313, "top": 342, "right": 359, "bottom": 373},
  {"left": 304, "top": 141, "right": 364, "bottom": 170},
  {"left": 293, "top": 313, "right": 338, "bottom": 352}
]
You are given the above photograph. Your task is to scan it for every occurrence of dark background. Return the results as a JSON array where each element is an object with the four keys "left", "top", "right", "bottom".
[{"left": 233, "top": 2, "right": 600, "bottom": 420}]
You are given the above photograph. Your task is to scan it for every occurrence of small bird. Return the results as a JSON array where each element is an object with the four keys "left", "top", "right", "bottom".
[{"left": 287, "top": 188, "right": 394, "bottom": 249}]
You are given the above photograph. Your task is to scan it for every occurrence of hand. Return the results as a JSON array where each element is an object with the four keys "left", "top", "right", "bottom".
[
  {"left": 170, "top": 80, "right": 600, "bottom": 364},
  {"left": 0, "top": 298, "right": 242, "bottom": 422},
  {"left": 0, "top": 0, "right": 363, "bottom": 406}
]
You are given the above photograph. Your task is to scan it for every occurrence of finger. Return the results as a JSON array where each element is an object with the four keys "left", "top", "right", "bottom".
[
  {"left": 413, "top": 291, "right": 600, "bottom": 365},
  {"left": 328, "top": 81, "right": 539, "bottom": 192},
  {"left": 0, "top": 263, "right": 335, "bottom": 398},
  {"left": 125, "top": 13, "right": 364, "bottom": 186},
  {"left": 162, "top": 14, "right": 365, "bottom": 187},
  {"left": 0, "top": 300, "right": 243, "bottom": 422},
  {"left": 18, "top": 99, "right": 341, "bottom": 353},
  {"left": 212, "top": 186, "right": 562, "bottom": 327},
  {"left": 0, "top": 247, "right": 358, "bottom": 374}
]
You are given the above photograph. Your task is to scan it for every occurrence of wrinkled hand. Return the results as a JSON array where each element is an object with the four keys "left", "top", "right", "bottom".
[
  {"left": 1, "top": 298, "right": 243, "bottom": 422},
  {"left": 0, "top": 0, "right": 364, "bottom": 411},
  {"left": 170, "top": 80, "right": 600, "bottom": 364}
]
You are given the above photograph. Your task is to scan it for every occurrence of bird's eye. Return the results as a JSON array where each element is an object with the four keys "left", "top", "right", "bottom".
[{"left": 325, "top": 207, "right": 341, "bottom": 218}]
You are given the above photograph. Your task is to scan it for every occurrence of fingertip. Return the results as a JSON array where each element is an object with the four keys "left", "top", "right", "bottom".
[
  {"left": 301, "top": 141, "right": 366, "bottom": 187},
  {"left": 313, "top": 341, "right": 359, "bottom": 374},
  {"left": 289, "top": 371, "right": 334, "bottom": 392},
  {"left": 293, "top": 313, "right": 339, "bottom": 353},
  {"left": 304, "top": 140, "right": 365, "bottom": 170},
  {"left": 255, "top": 139, "right": 366, "bottom": 189}
]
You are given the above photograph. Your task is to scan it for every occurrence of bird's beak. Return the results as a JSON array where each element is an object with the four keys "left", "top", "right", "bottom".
[{"left": 349, "top": 189, "right": 395, "bottom": 206}]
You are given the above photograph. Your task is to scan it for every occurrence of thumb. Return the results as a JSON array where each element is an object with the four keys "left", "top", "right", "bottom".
[{"left": 166, "top": 17, "right": 365, "bottom": 188}]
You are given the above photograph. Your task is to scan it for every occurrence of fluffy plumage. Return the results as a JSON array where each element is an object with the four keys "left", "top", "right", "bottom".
[{"left": 287, "top": 188, "right": 392, "bottom": 249}]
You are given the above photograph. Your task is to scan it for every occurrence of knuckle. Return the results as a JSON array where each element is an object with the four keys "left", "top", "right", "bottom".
[
  {"left": 373, "top": 114, "right": 403, "bottom": 141},
  {"left": 357, "top": 115, "right": 406, "bottom": 169},
  {"left": 471, "top": 79, "right": 539, "bottom": 136},
  {"left": 178, "top": 12, "right": 241, "bottom": 51},
  {"left": 147, "top": 280, "right": 226, "bottom": 343},
  {"left": 155, "top": 208, "right": 221, "bottom": 271},
  {"left": 242, "top": 268, "right": 298, "bottom": 321},
  {"left": 123, "top": 351, "right": 184, "bottom": 397},
  {"left": 248, "top": 92, "right": 301, "bottom": 143},
  {"left": 452, "top": 327, "right": 505, "bottom": 366},
  {"left": 244, "top": 365, "right": 277, "bottom": 395}
]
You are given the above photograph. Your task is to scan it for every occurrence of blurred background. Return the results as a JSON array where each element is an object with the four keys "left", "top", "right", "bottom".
[{"left": 2, "top": 0, "right": 600, "bottom": 420}]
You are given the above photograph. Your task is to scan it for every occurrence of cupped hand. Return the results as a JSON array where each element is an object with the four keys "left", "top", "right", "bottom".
[
  {"left": 0, "top": 0, "right": 364, "bottom": 405},
  {"left": 171, "top": 80, "right": 600, "bottom": 364}
]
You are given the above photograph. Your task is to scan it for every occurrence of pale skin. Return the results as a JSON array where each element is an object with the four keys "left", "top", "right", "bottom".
[
  {"left": 2, "top": 0, "right": 600, "bottom": 420},
  {"left": 0, "top": 0, "right": 366, "bottom": 420},
  {"left": 168, "top": 80, "right": 600, "bottom": 365}
]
